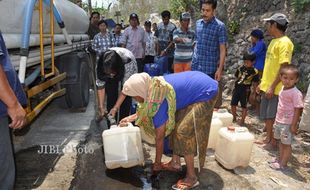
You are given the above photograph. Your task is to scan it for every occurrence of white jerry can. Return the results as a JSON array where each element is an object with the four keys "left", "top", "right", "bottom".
[
  {"left": 215, "top": 127, "right": 254, "bottom": 169},
  {"left": 102, "top": 123, "right": 144, "bottom": 169},
  {"left": 213, "top": 109, "right": 233, "bottom": 127},
  {"left": 207, "top": 116, "right": 224, "bottom": 149}
]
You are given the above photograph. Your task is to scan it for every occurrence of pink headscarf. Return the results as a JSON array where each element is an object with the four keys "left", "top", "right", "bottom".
[{"left": 122, "top": 73, "right": 152, "bottom": 101}]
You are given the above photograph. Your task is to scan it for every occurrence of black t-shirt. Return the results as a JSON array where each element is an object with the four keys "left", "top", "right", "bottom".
[{"left": 234, "top": 65, "right": 259, "bottom": 88}]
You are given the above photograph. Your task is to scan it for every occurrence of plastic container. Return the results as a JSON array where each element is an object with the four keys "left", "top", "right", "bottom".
[
  {"left": 215, "top": 127, "right": 254, "bottom": 169},
  {"left": 102, "top": 123, "right": 144, "bottom": 169},
  {"left": 207, "top": 116, "right": 224, "bottom": 149},
  {"left": 143, "top": 63, "right": 160, "bottom": 77},
  {"left": 213, "top": 109, "right": 233, "bottom": 126}
]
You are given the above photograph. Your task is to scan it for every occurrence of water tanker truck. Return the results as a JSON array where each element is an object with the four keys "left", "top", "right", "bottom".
[{"left": 0, "top": 0, "right": 94, "bottom": 123}]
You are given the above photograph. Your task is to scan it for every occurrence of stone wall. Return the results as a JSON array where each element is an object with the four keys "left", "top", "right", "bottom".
[{"left": 221, "top": 0, "right": 310, "bottom": 92}]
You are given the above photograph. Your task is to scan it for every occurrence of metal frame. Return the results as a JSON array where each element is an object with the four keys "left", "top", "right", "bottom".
[
  {"left": 39, "top": 0, "right": 55, "bottom": 78},
  {"left": 25, "top": 0, "right": 66, "bottom": 124}
]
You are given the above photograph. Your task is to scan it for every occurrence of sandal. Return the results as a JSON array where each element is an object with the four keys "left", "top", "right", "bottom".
[
  {"left": 267, "top": 157, "right": 278, "bottom": 164},
  {"left": 161, "top": 161, "right": 182, "bottom": 172},
  {"left": 172, "top": 178, "right": 200, "bottom": 190},
  {"left": 269, "top": 161, "right": 288, "bottom": 171}
]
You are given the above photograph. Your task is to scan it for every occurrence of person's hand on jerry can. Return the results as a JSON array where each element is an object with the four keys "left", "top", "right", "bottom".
[
  {"left": 119, "top": 114, "right": 137, "bottom": 127},
  {"left": 119, "top": 117, "right": 130, "bottom": 127}
]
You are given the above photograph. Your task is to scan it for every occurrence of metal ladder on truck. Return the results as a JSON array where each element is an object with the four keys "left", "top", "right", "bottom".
[{"left": 25, "top": 0, "right": 66, "bottom": 123}]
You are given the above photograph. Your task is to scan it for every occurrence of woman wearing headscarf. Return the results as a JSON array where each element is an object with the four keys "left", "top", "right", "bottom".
[{"left": 119, "top": 71, "right": 218, "bottom": 190}]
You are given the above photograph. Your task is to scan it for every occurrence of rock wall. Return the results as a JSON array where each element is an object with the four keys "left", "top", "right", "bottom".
[{"left": 222, "top": 0, "right": 310, "bottom": 92}]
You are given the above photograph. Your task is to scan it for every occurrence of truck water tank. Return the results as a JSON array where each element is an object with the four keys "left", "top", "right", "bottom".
[
  {"left": 215, "top": 126, "right": 254, "bottom": 169},
  {"left": 102, "top": 123, "right": 144, "bottom": 169},
  {"left": 0, "top": 0, "right": 89, "bottom": 35}
]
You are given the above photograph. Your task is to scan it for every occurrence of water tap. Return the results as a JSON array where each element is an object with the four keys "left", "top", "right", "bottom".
[{"left": 107, "top": 115, "right": 116, "bottom": 125}]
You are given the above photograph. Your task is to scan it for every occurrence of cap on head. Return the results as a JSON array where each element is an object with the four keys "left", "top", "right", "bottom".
[
  {"left": 180, "top": 12, "right": 191, "bottom": 21},
  {"left": 263, "top": 13, "right": 289, "bottom": 26},
  {"left": 250, "top": 29, "right": 264, "bottom": 40},
  {"left": 129, "top": 13, "right": 139, "bottom": 20}
]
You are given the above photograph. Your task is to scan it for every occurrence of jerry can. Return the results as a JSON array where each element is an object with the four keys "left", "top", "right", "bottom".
[
  {"left": 215, "top": 126, "right": 254, "bottom": 169},
  {"left": 213, "top": 109, "right": 233, "bottom": 126},
  {"left": 102, "top": 123, "right": 144, "bottom": 169},
  {"left": 207, "top": 116, "right": 224, "bottom": 149}
]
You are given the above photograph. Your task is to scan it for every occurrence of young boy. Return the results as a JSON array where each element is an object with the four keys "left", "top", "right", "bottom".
[
  {"left": 231, "top": 52, "right": 259, "bottom": 125},
  {"left": 248, "top": 29, "right": 266, "bottom": 113},
  {"left": 269, "top": 64, "right": 303, "bottom": 170}
]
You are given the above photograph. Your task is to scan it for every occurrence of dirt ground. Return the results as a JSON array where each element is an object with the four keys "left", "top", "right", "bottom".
[
  {"left": 14, "top": 95, "right": 310, "bottom": 190},
  {"left": 69, "top": 97, "right": 310, "bottom": 190}
]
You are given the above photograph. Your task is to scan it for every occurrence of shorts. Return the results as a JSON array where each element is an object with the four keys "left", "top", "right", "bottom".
[
  {"left": 173, "top": 62, "right": 191, "bottom": 73},
  {"left": 260, "top": 93, "right": 278, "bottom": 120},
  {"left": 231, "top": 86, "right": 249, "bottom": 108},
  {"left": 273, "top": 122, "right": 293, "bottom": 145}
]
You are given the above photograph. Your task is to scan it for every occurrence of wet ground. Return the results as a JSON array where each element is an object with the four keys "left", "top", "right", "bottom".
[{"left": 13, "top": 93, "right": 310, "bottom": 190}]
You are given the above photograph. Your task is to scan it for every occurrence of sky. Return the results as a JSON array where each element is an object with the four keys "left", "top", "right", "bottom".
[{"left": 81, "top": 0, "right": 117, "bottom": 8}]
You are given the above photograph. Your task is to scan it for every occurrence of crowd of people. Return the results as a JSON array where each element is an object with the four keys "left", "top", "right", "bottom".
[
  {"left": 85, "top": 0, "right": 310, "bottom": 188},
  {"left": 1, "top": 0, "right": 310, "bottom": 189},
  {"left": 85, "top": 0, "right": 310, "bottom": 189}
]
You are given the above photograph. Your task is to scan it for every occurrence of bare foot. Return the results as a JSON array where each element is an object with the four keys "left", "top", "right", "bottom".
[
  {"left": 263, "top": 138, "right": 271, "bottom": 144},
  {"left": 261, "top": 143, "right": 277, "bottom": 151},
  {"left": 254, "top": 138, "right": 270, "bottom": 145}
]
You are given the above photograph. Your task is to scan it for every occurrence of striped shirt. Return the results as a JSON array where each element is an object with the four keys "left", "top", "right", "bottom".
[
  {"left": 92, "top": 32, "right": 114, "bottom": 56},
  {"left": 192, "top": 17, "right": 227, "bottom": 75},
  {"left": 173, "top": 28, "right": 195, "bottom": 63}
]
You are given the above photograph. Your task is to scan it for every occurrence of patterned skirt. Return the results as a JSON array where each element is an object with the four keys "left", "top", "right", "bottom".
[{"left": 169, "top": 95, "right": 217, "bottom": 168}]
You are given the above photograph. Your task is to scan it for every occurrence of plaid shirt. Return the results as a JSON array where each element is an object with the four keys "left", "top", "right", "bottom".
[
  {"left": 192, "top": 17, "right": 227, "bottom": 75},
  {"left": 92, "top": 32, "right": 114, "bottom": 56},
  {"left": 113, "top": 33, "right": 122, "bottom": 47},
  {"left": 155, "top": 22, "right": 176, "bottom": 58}
]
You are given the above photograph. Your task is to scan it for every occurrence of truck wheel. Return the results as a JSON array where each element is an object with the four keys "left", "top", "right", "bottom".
[{"left": 56, "top": 52, "right": 90, "bottom": 110}]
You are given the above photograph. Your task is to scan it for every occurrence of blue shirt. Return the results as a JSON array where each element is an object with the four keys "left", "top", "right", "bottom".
[
  {"left": 0, "top": 32, "right": 27, "bottom": 117},
  {"left": 249, "top": 39, "right": 266, "bottom": 71},
  {"left": 152, "top": 71, "right": 218, "bottom": 128},
  {"left": 192, "top": 17, "right": 227, "bottom": 75}
]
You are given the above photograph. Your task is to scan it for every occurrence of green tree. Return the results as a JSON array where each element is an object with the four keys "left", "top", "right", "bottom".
[
  {"left": 112, "top": 0, "right": 171, "bottom": 24},
  {"left": 169, "top": 0, "right": 200, "bottom": 20}
]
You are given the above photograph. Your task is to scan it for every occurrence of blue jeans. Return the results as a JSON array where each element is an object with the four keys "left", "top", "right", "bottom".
[{"left": 0, "top": 116, "right": 15, "bottom": 190}]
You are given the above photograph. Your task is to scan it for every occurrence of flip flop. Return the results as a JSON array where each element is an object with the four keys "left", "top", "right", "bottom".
[
  {"left": 172, "top": 179, "right": 200, "bottom": 190},
  {"left": 269, "top": 161, "right": 288, "bottom": 171},
  {"left": 267, "top": 157, "right": 279, "bottom": 164}
]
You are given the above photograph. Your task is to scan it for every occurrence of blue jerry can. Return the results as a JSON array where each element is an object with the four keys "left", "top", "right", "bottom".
[{"left": 143, "top": 63, "right": 160, "bottom": 76}]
